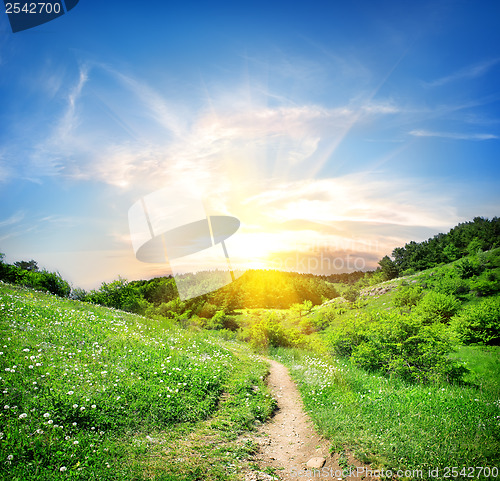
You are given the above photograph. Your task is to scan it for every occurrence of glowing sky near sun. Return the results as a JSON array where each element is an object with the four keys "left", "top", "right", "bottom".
[{"left": 0, "top": 1, "right": 499, "bottom": 289}]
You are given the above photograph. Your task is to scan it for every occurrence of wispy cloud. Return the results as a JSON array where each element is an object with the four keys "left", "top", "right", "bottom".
[
  {"left": 409, "top": 129, "right": 498, "bottom": 141},
  {"left": 220, "top": 172, "right": 462, "bottom": 273},
  {"left": 21, "top": 62, "right": 403, "bottom": 192},
  {"left": 425, "top": 58, "right": 500, "bottom": 87},
  {"left": 0, "top": 211, "right": 25, "bottom": 228},
  {"left": 243, "top": 174, "right": 459, "bottom": 229},
  {"left": 0, "top": 211, "right": 30, "bottom": 243},
  {"left": 59, "top": 64, "right": 89, "bottom": 138},
  {"left": 362, "top": 101, "right": 400, "bottom": 115}
]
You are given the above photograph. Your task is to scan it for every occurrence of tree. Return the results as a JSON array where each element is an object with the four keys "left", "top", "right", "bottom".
[
  {"left": 290, "top": 300, "right": 313, "bottom": 319},
  {"left": 467, "top": 237, "right": 484, "bottom": 256},
  {"left": 14, "top": 259, "right": 39, "bottom": 271},
  {"left": 0, "top": 252, "right": 8, "bottom": 280},
  {"left": 378, "top": 255, "right": 399, "bottom": 280}
]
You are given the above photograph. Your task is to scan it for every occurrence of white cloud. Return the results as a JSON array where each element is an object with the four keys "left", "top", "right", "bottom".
[
  {"left": 409, "top": 129, "right": 498, "bottom": 141},
  {"left": 243, "top": 174, "right": 459, "bottom": 229},
  {"left": 12, "top": 61, "right": 405, "bottom": 191},
  {"left": 425, "top": 58, "right": 500, "bottom": 87},
  {"left": 362, "top": 101, "right": 400, "bottom": 115},
  {"left": 0, "top": 211, "right": 25, "bottom": 228}
]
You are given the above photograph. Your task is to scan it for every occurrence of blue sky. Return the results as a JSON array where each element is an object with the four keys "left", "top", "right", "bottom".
[{"left": 0, "top": 0, "right": 499, "bottom": 289}]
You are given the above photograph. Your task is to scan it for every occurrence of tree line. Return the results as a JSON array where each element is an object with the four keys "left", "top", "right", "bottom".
[
  {"left": 2, "top": 216, "right": 498, "bottom": 316},
  {"left": 378, "top": 216, "right": 500, "bottom": 280}
]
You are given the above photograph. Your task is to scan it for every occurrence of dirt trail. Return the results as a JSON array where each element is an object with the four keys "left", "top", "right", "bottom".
[{"left": 245, "top": 359, "right": 378, "bottom": 481}]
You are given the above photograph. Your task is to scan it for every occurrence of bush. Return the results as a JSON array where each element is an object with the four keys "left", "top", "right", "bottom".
[
  {"left": 343, "top": 286, "right": 360, "bottom": 303},
  {"left": 455, "top": 255, "right": 486, "bottom": 279},
  {"left": 413, "top": 291, "right": 460, "bottom": 324},
  {"left": 329, "top": 312, "right": 467, "bottom": 383},
  {"left": 393, "top": 283, "right": 423, "bottom": 309},
  {"left": 326, "top": 312, "right": 373, "bottom": 358},
  {"left": 452, "top": 296, "right": 500, "bottom": 345},
  {"left": 313, "top": 305, "right": 337, "bottom": 330},
  {"left": 432, "top": 275, "right": 469, "bottom": 296},
  {"left": 400, "top": 267, "right": 417, "bottom": 276},
  {"left": 198, "top": 302, "right": 218, "bottom": 319},
  {"left": 470, "top": 271, "right": 500, "bottom": 297},
  {"left": 241, "top": 311, "right": 304, "bottom": 350},
  {"left": 206, "top": 310, "right": 226, "bottom": 330}
]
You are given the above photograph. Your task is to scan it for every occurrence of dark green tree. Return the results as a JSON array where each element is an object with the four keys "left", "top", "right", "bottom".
[
  {"left": 378, "top": 255, "right": 399, "bottom": 280},
  {"left": 14, "top": 259, "right": 39, "bottom": 271}
]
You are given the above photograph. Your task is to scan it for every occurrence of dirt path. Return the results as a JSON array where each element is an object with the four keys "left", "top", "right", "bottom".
[{"left": 245, "top": 359, "right": 379, "bottom": 481}]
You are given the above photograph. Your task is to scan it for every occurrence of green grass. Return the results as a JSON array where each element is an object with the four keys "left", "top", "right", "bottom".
[
  {"left": 272, "top": 347, "right": 500, "bottom": 480},
  {"left": 450, "top": 345, "right": 500, "bottom": 396},
  {"left": 269, "top": 253, "right": 500, "bottom": 479},
  {"left": 0, "top": 282, "right": 276, "bottom": 480}
]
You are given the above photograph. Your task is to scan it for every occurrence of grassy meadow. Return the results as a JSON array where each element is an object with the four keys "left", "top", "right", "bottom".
[
  {"left": 273, "top": 347, "right": 500, "bottom": 480},
  {"left": 0, "top": 282, "right": 275, "bottom": 480},
  {"left": 268, "top": 248, "right": 500, "bottom": 480}
]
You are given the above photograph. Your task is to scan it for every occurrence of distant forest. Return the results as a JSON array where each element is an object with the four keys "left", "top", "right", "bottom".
[{"left": 1, "top": 216, "right": 499, "bottom": 313}]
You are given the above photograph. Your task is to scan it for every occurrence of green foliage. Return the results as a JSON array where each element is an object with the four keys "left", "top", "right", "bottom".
[
  {"left": 391, "top": 217, "right": 500, "bottom": 274},
  {"left": 413, "top": 291, "right": 460, "bottom": 324},
  {"left": 433, "top": 274, "right": 469, "bottom": 296},
  {"left": 310, "top": 304, "right": 336, "bottom": 330},
  {"left": 343, "top": 285, "right": 360, "bottom": 303},
  {"left": 70, "top": 287, "right": 88, "bottom": 301},
  {"left": 13, "top": 259, "right": 39, "bottom": 271},
  {"left": 452, "top": 296, "right": 500, "bottom": 345},
  {"left": 443, "top": 243, "right": 460, "bottom": 262},
  {"left": 393, "top": 283, "right": 423, "bottom": 309},
  {"left": 455, "top": 256, "right": 483, "bottom": 279},
  {"left": 378, "top": 255, "right": 399, "bottom": 280},
  {"left": 85, "top": 277, "right": 145, "bottom": 314},
  {"left": 238, "top": 311, "right": 306, "bottom": 350},
  {"left": 326, "top": 311, "right": 371, "bottom": 358},
  {"left": 367, "top": 270, "right": 386, "bottom": 285},
  {"left": 0, "top": 283, "right": 275, "bottom": 480},
  {"left": 327, "top": 312, "right": 467, "bottom": 383},
  {"left": 197, "top": 302, "right": 218, "bottom": 319},
  {"left": 467, "top": 236, "right": 485, "bottom": 256},
  {"left": 0, "top": 256, "right": 71, "bottom": 297},
  {"left": 274, "top": 348, "right": 500, "bottom": 478},
  {"left": 205, "top": 310, "right": 226, "bottom": 330},
  {"left": 470, "top": 270, "right": 500, "bottom": 297},
  {"left": 290, "top": 299, "right": 313, "bottom": 318}
]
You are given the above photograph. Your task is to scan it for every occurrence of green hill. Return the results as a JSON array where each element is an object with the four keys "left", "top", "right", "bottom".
[
  {"left": 0, "top": 282, "right": 275, "bottom": 480},
  {"left": 271, "top": 247, "right": 500, "bottom": 478}
]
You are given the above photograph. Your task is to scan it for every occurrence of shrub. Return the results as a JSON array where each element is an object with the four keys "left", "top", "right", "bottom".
[
  {"left": 243, "top": 311, "right": 305, "bottom": 350},
  {"left": 469, "top": 271, "right": 500, "bottom": 297},
  {"left": 206, "top": 310, "right": 226, "bottom": 330},
  {"left": 455, "top": 255, "right": 486, "bottom": 279},
  {"left": 343, "top": 286, "right": 360, "bottom": 303},
  {"left": 413, "top": 291, "right": 460, "bottom": 324},
  {"left": 432, "top": 275, "right": 469, "bottom": 296},
  {"left": 327, "top": 312, "right": 468, "bottom": 383},
  {"left": 198, "top": 302, "right": 218, "bottom": 319},
  {"left": 452, "top": 296, "right": 500, "bottom": 345},
  {"left": 400, "top": 267, "right": 417, "bottom": 276},
  {"left": 393, "top": 283, "right": 423, "bottom": 309},
  {"left": 326, "top": 312, "right": 373, "bottom": 358},
  {"left": 313, "top": 305, "right": 337, "bottom": 330}
]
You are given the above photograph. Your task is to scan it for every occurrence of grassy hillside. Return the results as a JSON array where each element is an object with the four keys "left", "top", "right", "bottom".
[
  {"left": 1, "top": 223, "right": 499, "bottom": 480},
  {"left": 271, "top": 249, "right": 500, "bottom": 479},
  {"left": 0, "top": 282, "right": 275, "bottom": 480}
]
